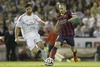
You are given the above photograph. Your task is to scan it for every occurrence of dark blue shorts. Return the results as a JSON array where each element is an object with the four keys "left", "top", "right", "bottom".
[{"left": 56, "top": 35, "right": 75, "bottom": 46}]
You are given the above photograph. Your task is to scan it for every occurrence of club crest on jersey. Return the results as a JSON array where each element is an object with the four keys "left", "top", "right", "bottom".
[
  {"left": 61, "top": 19, "right": 67, "bottom": 24},
  {"left": 23, "top": 22, "right": 35, "bottom": 26}
]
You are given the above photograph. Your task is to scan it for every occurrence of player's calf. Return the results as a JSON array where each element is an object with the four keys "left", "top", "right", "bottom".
[{"left": 73, "top": 50, "right": 78, "bottom": 62}]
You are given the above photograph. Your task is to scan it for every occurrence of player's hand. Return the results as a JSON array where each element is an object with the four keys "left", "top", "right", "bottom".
[{"left": 15, "top": 38, "right": 19, "bottom": 43}]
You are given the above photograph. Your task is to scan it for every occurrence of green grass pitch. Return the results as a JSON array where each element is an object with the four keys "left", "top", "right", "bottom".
[{"left": 0, "top": 62, "right": 100, "bottom": 67}]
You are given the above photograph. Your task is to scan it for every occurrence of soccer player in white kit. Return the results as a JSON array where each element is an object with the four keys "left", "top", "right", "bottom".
[{"left": 15, "top": 3, "right": 47, "bottom": 61}]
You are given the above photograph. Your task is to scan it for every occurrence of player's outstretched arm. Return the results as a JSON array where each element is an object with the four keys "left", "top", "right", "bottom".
[
  {"left": 15, "top": 27, "right": 20, "bottom": 42},
  {"left": 38, "top": 20, "right": 46, "bottom": 26},
  {"left": 53, "top": 20, "right": 61, "bottom": 33}
]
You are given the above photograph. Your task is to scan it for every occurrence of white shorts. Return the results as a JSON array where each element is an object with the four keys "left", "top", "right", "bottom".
[{"left": 26, "top": 34, "right": 42, "bottom": 50}]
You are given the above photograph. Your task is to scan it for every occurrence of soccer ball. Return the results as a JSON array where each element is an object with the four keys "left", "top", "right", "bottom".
[{"left": 45, "top": 57, "right": 54, "bottom": 66}]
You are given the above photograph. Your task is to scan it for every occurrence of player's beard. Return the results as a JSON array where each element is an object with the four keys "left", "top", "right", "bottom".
[
  {"left": 60, "top": 10, "right": 67, "bottom": 14},
  {"left": 60, "top": 11, "right": 65, "bottom": 14},
  {"left": 27, "top": 11, "right": 32, "bottom": 16}
]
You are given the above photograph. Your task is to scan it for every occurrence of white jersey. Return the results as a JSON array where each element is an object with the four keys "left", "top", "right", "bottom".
[{"left": 16, "top": 13, "right": 42, "bottom": 39}]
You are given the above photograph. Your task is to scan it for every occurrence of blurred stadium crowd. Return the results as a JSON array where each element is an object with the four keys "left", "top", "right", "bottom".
[
  {"left": 0, "top": 0, "right": 100, "bottom": 37},
  {"left": 0, "top": 0, "right": 100, "bottom": 61}
]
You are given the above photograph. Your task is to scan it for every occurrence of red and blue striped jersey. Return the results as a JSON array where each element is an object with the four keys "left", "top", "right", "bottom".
[{"left": 57, "top": 11, "right": 74, "bottom": 36}]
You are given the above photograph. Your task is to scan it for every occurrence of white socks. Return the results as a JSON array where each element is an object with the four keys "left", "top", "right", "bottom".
[{"left": 41, "top": 49, "right": 47, "bottom": 61}]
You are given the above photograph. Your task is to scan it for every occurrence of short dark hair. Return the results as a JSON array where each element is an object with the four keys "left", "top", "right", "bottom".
[
  {"left": 60, "top": 3, "right": 66, "bottom": 7},
  {"left": 25, "top": 3, "right": 32, "bottom": 8}
]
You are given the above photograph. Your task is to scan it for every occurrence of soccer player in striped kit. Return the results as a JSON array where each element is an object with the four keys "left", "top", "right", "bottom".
[{"left": 50, "top": 3, "right": 78, "bottom": 62}]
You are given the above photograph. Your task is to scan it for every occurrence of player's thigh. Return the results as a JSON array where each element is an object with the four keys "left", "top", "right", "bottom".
[
  {"left": 54, "top": 41, "right": 61, "bottom": 48},
  {"left": 65, "top": 36, "right": 75, "bottom": 46},
  {"left": 26, "top": 38, "right": 36, "bottom": 50},
  {"left": 55, "top": 36, "right": 64, "bottom": 47},
  {"left": 35, "top": 34, "right": 44, "bottom": 49},
  {"left": 37, "top": 41, "right": 44, "bottom": 49}
]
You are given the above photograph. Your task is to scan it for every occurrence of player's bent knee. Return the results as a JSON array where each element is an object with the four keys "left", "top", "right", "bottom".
[
  {"left": 54, "top": 42, "right": 61, "bottom": 48},
  {"left": 37, "top": 41, "right": 44, "bottom": 49},
  {"left": 38, "top": 45, "right": 44, "bottom": 50},
  {"left": 40, "top": 45, "right": 44, "bottom": 50}
]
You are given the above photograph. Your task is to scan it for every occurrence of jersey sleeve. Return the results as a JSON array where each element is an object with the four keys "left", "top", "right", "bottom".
[
  {"left": 57, "top": 13, "right": 62, "bottom": 20},
  {"left": 16, "top": 16, "right": 23, "bottom": 27},
  {"left": 34, "top": 15, "right": 42, "bottom": 22}
]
